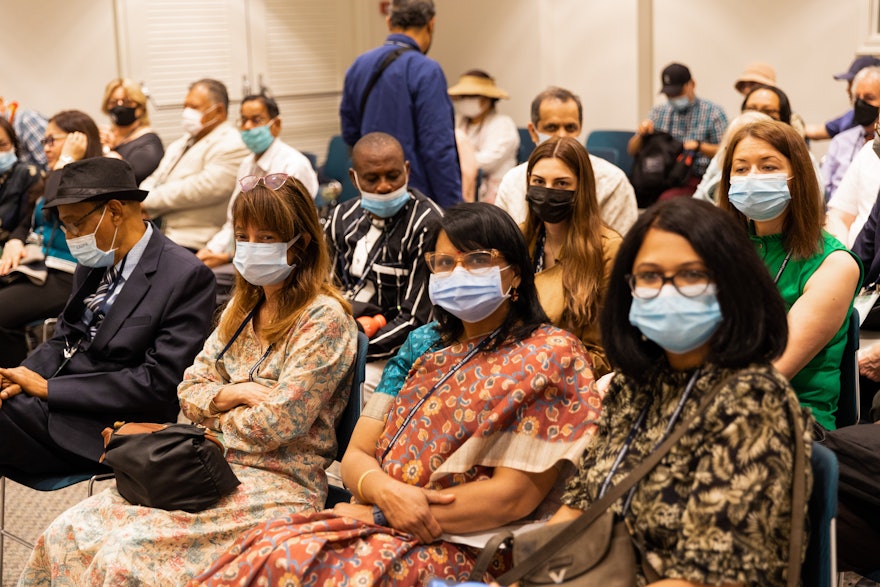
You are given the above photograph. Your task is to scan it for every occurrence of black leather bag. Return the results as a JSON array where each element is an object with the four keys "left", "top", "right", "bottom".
[{"left": 100, "top": 422, "right": 241, "bottom": 513}]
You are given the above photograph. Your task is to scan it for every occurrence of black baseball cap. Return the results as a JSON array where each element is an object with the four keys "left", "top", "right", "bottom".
[{"left": 660, "top": 63, "right": 692, "bottom": 96}]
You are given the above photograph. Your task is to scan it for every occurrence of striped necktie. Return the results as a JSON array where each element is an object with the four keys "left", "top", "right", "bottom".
[{"left": 82, "top": 261, "right": 123, "bottom": 340}]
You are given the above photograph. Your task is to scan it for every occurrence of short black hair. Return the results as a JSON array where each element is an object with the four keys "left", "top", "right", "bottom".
[
  {"left": 241, "top": 93, "right": 279, "bottom": 119},
  {"left": 741, "top": 84, "right": 792, "bottom": 125},
  {"left": 530, "top": 86, "right": 583, "bottom": 128},
  {"left": 0, "top": 116, "right": 20, "bottom": 158},
  {"left": 191, "top": 78, "right": 229, "bottom": 111},
  {"left": 388, "top": 0, "right": 435, "bottom": 29},
  {"left": 426, "top": 203, "right": 548, "bottom": 349},
  {"left": 600, "top": 198, "right": 789, "bottom": 381}
]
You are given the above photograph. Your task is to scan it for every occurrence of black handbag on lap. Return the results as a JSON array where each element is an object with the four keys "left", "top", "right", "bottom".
[{"left": 100, "top": 422, "right": 241, "bottom": 513}]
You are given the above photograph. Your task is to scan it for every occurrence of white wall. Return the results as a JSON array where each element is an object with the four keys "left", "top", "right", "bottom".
[{"left": 3, "top": 0, "right": 118, "bottom": 125}]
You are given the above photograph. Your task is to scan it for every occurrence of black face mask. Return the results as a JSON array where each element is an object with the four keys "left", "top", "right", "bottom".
[
  {"left": 110, "top": 105, "right": 138, "bottom": 127},
  {"left": 526, "top": 185, "right": 576, "bottom": 224},
  {"left": 853, "top": 98, "right": 879, "bottom": 127}
]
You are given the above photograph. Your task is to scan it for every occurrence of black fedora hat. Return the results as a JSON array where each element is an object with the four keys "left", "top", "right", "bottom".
[{"left": 44, "top": 158, "right": 149, "bottom": 208}]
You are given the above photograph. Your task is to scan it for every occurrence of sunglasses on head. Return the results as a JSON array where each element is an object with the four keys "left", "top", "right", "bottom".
[{"left": 239, "top": 173, "right": 289, "bottom": 192}]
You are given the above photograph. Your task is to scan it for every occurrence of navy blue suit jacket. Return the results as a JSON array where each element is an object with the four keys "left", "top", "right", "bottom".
[{"left": 22, "top": 227, "right": 216, "bottom": 461}]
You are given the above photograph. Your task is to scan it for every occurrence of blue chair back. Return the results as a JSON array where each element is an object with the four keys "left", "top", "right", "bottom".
[
  {"left": 325, "top": 331, "right": 368, "bottom": 508},
  {"left": 517, "top": 128, "right": 536, "bottom": 165},
  {"left": 586, "top": 130, "right": 635, "bottom": 175},
  {"left": 320, "top": 135, "right": 359, "bottom": 204},
  {"left": 802, "top": 442, "right": 838, "bottom": 587},
  {"left": 837, "top": 309, "right": 860, "bottom": 428}
]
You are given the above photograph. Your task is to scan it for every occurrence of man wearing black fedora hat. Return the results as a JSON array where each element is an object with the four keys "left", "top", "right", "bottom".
[{"left": 0, "top": 157, "right": 215, "bottom": 474}]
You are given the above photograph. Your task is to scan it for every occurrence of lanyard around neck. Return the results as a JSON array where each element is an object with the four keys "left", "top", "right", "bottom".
[
  {"left": 380, "top": 326, "right": 502, "bottom": 462},
  {"left": 774, "top": 250, "right": 792, "bottom": 284},
  {"left": 597, "top": 368, "right": 701, "bottom": 505},
  {"left": 216, "top": 298, "right": 264, "bottom": 365}
]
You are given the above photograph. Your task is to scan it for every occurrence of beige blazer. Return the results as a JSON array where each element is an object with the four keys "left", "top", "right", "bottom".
[{"left": 141, "top": 122, "right": 249, "bottom": 250}]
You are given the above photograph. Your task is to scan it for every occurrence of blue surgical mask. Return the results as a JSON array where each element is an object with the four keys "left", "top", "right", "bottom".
[
  {"left": 669, "top": 96, "right": 691, "bottom": 113},
  {"left": 628, "top": 284, "right": 722, "bottom": 354},
  {"left": 66, "top": 206, "right": 118, "bottom": 268},
  {"left": 536, "top": 131, "right": 553, "bottom": 145},
  {"left": 429, "top": 265, "right": 510, "bottom": 323},
  {"left": 354, "top": 172, "right": 411, "bottom": 218},
  {"left": 728, "top": 173, "right": 791, "bottom": 221},
  {"left": 233, "top": 235, "right": 300, "bottom": 286},
  {"left": 240, "top": 123, "right": 275, "bottom": 154},
  {"left": 0, "top": 150, "right": 17, "bottom": 174}
]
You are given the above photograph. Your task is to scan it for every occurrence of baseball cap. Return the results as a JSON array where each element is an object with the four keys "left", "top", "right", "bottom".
[
  {"left": 660, "top": 63, "right": 692, "bottom": 96},
  {"left": 834, "top": 56, "right": 880, "bottom": 81}
]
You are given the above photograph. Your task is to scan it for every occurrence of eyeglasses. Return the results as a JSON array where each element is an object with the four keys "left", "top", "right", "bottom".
[
  {"left": 626, "top": 269, "right": 713, "bottom": 299},
  {"left": 239, "top": 173, "right": 289, "bottom": 192},
  {"left": 40, "top": 134, "right": 68, "bottom": 148},
  {"left": 743, "top": 105, "right": 781, "bottom": 120},
  {"left": 59, "top": 203, "right": 106, "bottom": 237},
  {"left": 424, "top": 249, "right": 505, "bottom": 274}
]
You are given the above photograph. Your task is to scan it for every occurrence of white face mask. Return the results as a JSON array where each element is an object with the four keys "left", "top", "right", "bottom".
[
  {"left": 455, "top": 97, "right": 485, "bottom": 119},
  {"left": 233, "top": 235, "right": 300, "bottom": 286},
  {"left": 181, "top": 106, "right": 214, "bottom": 136},
  {"left": 66, "top": 206, "right": 118, "bottom": 268}
]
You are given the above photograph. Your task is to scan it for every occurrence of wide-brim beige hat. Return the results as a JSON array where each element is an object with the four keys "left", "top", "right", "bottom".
[
  {"left": 448, "top": 75, "right": 509, "bottom": 99},
  {"left": 734, "top": 62, "right": 777, "bottom": 92}
]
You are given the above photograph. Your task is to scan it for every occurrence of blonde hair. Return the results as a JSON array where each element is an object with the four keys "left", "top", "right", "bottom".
[
  {"left": 101, "top": 78, "right": 150, "bottom": 125},
  {"left": 524, "top": 137, "right": 606, "bottom": 331},
  {"left": 219, "top": 177, "right": 350, "bottom": 345}
]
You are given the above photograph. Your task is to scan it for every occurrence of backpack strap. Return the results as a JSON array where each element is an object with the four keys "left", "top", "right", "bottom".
[{"left": 359, "top": 45, "right": 415, "bottom": 115}]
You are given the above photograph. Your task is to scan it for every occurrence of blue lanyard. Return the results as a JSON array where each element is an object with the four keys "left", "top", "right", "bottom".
[
  {"left": 597, "top": 369, "right": 701, "bottom": 511},
  {"left": 380, "top": 327, "right": 502, "bottom": 462}
]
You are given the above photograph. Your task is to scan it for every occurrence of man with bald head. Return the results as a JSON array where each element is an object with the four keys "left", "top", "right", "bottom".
[
  {"left": 325, "top": 132, "right": 442, "bottom": 390},
  {"left": 140, "top": 78, "right": 249, "bottom": 251}
]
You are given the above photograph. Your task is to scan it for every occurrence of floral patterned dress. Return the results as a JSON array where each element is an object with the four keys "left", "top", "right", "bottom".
[
  {"left": 191, "top": 324, "right": 602, "bottom": 586},
  {"left": 562, "top": 363, "right": 813, "bottom": 586},
  {"left": 18, "top": 294, "right": 357, "bottom": 586}
]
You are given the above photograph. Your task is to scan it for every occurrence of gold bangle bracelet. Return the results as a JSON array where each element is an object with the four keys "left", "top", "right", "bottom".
[{"left": 356, "top": 468, "right": 381, "bottom": 503}]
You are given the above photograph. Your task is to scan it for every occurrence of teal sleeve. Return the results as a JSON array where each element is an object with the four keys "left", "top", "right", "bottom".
[{"left": 374, "top": 322, "right": 441, "bottom": 396}]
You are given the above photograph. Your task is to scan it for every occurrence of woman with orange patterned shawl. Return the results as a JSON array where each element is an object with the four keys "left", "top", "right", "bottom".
[{"left": 192, "top": 203, "right": 601, "bottom": 586}]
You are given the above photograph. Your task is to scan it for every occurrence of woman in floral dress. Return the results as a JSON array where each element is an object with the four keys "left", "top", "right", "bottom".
[{"left": 19, "top": 174, "right": 357, "bottom": 585}]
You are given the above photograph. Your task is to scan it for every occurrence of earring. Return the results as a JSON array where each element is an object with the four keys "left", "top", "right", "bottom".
[{"left": 510, "top": 286, "right": 519, "bottom": 302}]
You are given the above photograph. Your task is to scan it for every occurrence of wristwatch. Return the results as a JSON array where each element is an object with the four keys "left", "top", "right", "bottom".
[
  {"left": 56, "top": 155, "right": 75, "bottom": 168},
  {"left": 372, "top": 505, "right": 388, "bottom": 527}
]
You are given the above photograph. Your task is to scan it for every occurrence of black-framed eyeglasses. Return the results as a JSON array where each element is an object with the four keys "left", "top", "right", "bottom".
[
  {"left": 626, "top": 269, "right": 713, "bottom": 299},
  {"left": 59, "top": 203, "right": 106, "bottom": 237},
  {"left": 424, "top": 249, "right": 505, "bottom": 274},
  {"left": 40, "top": 134, "right": 68, "bottom": 148},
  {"left": 239, "top": 173, "right": 289, "bottom": 192}
]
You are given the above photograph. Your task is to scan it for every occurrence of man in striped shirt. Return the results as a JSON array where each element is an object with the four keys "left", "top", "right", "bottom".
[{"left": 325, "top": 132, "right": 442, "bottom": 391}]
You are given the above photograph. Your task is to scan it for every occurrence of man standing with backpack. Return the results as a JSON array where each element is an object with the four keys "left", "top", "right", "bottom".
[
  {"left": 339, "top": 0, "right": 462, "bottom": 208},
  {"left": 628, "top": 63, "right": 727, "bottom": 204}
]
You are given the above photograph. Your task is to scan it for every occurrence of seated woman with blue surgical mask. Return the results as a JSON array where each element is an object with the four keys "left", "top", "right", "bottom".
[
  {"left": 718, "top": 119, "right": 862, "bottom": 430},
  {"left": 21, "top": 174, "right": 358, "bottom": 585},
  {"left": 191, "top": 202, "right": 602, "bottom": 586},
  {"left": 518, "top": 197, "right": 813, "bottom": 587}
]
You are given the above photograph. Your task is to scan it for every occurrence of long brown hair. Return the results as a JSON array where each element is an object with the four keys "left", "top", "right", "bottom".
[
  {"left": 218, "top": 177, "right": 350, "bottom": 344},
  {"left": 523, "top": 136, "right": 605, "bottom": 330},
  {"left": 718, "top": 119, "right": 823, "bottom": 259}
]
